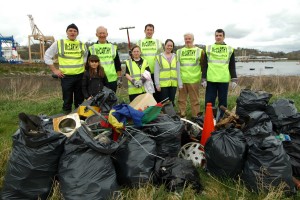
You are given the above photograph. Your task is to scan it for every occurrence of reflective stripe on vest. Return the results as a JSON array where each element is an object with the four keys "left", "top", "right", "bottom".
[
  {"left": 57, "top": 39, "right": 85, "bottom": 75},
  {"left": 126, "top": 59, "right": 148, "bottom": 95},
  {"left": 206, "top": 44, "right": 233, "bottom": 82},
  {"left": 89, "top": 43, "right": 117, "bottom": 82},
  {"left": 176, "top": 47, "right": 202, "bottom": 83},
  {"left": 156, "top": 54, "right": 178, "bottom": 87},
  {"left": 138, "top": 39, "right": 161, "bottom": 73}
]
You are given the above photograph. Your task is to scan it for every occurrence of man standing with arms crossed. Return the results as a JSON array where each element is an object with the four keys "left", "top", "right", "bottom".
[
  {"left": 89, "top": 26, "right": 122, "bottom": 93},
  {"left": 137, "top": 24, "right": 163, "bottom": 101},
  {"left": 201, "top": 29, "right": 238, "bottom": 119},
  {"left": 44, "top": 23, "right": 88, "bottom": 114},
  {"left": 177, "top": 33, "right": 204, "bottom": 119}
]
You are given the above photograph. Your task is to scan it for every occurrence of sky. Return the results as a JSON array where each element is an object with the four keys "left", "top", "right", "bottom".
[{"left": 1, "top": 0, "right": 300, "bottom": 53}]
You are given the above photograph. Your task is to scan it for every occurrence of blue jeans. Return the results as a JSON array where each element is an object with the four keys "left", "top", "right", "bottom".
[{"left": 205, "top": 81, "right": 229, "bottom": 118}]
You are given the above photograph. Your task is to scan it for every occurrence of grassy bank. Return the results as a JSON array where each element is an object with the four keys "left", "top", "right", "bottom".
[{"left": 0, "top": 69, "right": 300, "bottom": 199}]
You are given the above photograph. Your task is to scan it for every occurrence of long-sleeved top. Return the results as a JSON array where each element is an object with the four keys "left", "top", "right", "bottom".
[
  {"left": 202, "top": 43, "right": 237, "bottom": 80},
  {"left": 44, "top": 40, "right": 88, "bottom": 65},
  {"left": 154, "top": 52, "right": 183, "bottom": 88},
  {"left": 87, "top": 41, "right": 122, "bottom": 73},
  {"left": 82, "top": 71, "right": 107, "bottom": 99}
]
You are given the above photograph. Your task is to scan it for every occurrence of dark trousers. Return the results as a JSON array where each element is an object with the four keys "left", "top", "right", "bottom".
[
  {"left": 205, "top": 81, "right": 229, "bottom": 118},
  {"left": 151, "top": 74, "right": 159, "bottom": 102},
  {"left": 158, "top": 87, "right": 177, "bottom": 106},
  {"left": 129, "top": 92, "right": 145, "bottom": 102},
  {"left": 106, "top": 81, "right": 117, "bottom": 93},
  {"left": 61, "top": 73, "right": 84, "bottom": 112}
]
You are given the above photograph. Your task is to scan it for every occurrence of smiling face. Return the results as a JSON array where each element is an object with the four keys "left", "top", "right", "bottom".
[
  {"left": 67, "top": 28, "right": 78, "bottom": 41},
  {"left": 131, "top": 46, "right": 141, "bottom": 60},
  {"left": 144, "top": 26, "right": 154, "bottom": 39},
  {"left": 165, "top": 40, "right": 174, "bottom": 54},
  {"left": 96, "top": 27, "right": 108, "bottom": 43}
]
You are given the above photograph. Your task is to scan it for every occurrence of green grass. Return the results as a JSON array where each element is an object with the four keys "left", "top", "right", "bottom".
[{"left": 1, "top": 70, "right": 300, "bottom": 199}]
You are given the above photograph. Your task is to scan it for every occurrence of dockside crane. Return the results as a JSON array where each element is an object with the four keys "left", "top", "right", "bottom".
[
  {"left": 0, "top": 34, "right": 17, "bottom": 63},
  {"left": 27, "top": 14, "right": 55, "bottom": 63}
]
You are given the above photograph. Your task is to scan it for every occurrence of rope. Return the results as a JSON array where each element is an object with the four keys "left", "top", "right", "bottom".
[
  {"left": 180, "top": 118, "right": 203, "bottom": 130},
  {"left": 126, "top": 122, "right": 182, "bottom": 138},
  {"left": 124, "top": 128, "right": 165, "bottom": 161}
]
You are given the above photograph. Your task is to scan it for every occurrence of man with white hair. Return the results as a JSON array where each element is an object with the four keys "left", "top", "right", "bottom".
[
  {"left": 176, "top": 33, "right": 204, "bottom": 118},
  {"left": 88, "top": 26, "right": 122, "bottom": 92}
]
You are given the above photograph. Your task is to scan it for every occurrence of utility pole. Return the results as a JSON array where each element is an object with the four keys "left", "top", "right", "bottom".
[{"left": 119, "top": 26, "right": 135, "bottom": 54}]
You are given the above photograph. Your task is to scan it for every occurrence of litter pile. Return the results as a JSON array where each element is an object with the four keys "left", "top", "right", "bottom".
[
  {"left": 1, "top": 87, "right": 202, "bottom": 200},
  {"left": 1, "top": 88, "right": 300, "bottom": 199}
]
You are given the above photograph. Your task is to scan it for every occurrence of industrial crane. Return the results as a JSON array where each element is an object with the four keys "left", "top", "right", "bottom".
[
  {"left": 0, "top": 34, "right": 16, "bottom": 63},
  {"left": 27, "top": 14, "right": 55, "bottom": 63}
]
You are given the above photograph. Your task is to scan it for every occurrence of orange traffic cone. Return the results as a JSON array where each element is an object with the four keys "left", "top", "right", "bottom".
[{"left": 200, "top": 102, "right": 215, "bottom": 147}]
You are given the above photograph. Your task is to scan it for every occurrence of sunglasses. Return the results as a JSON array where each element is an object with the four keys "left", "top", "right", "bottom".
[{"left": 90, "top": 60, "right": 99, "bottom": 63}]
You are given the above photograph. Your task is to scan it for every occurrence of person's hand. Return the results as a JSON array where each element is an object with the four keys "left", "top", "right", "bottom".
[
  {"left": 201, "top": 79, "right": 207, "bottom": 88},
  {"left": 231, "top": 78, "right": 238, "bottom": 90},
  {"left": 140, "top": 76, "right": 147, "bottom": 83},
  {"left": 134, "top": 80, "right": 143, "bottom": 88},
  {"left": 53, "top": 68, "right": 64, "bottom": 78},
  {"left": 117, "top": 76, "right": 123, "bottom": 88},
  {"left": 156, "top": 86, "right": 161, "bottom": 92}
]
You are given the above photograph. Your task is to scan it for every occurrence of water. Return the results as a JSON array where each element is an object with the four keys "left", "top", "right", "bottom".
[{"left": 235, "top": 61, "right": 300, "bottom": 76}]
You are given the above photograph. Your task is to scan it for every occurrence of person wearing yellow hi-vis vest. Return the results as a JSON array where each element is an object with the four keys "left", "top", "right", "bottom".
[
  {"left": 44, "top": 23, "right": 88, "bottom": 114},
  {"left": 154, "top": 39, "right": 182, "bottom": 106},
  {"left": 201, "top": 29, "right": 238, "bottom": 119},
  {"left": 88, "top": 26, "right": 122, "bottom": 93},
  {"left": 125, "top": 46, "right": 151, "bottom": 102},
  {"left": 137, "top": 24, "right": 163, "bottom": 101},
  {"left": 177, "top": 33, "right": 205, "bottom": 118}
]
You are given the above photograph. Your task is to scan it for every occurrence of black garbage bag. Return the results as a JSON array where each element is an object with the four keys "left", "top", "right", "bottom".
[
  {"left": 153, "top": 157, "right": 203, "bottom": 193},
  {"left": 94, "top": 86, "right": 118, "bottom": 113},
  {"left": 143, "top": 114, "right": 184, "bottom": 157},
  {"left": 58, "top": 126, "right": 119, "bottom": 200},
  {"left": 205, "top": 128, "right": 247, "bottom": 178},
  {"left": 1, "top": 113, "right": 66, "bottom": 200},
  {"left": 112, "top": 128, "right": 157, "bottom": 187},
  {"left": 281, "top": 120, "right": 300, "bottom": 177},
  {"left": 236, "top": 89, "right": 272, "bottom": 121},
  {"left": 241, "top": 136, "right": 295, "bottom": 194},
  {"left": 266, "top": 98, "right": 300, "bottom": 131},
  {"left": 242, "top": 111, "right": 274, "bottom": 144}
]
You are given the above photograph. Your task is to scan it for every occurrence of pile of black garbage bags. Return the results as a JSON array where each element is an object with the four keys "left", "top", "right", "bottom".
[
  {"left": 1, "top": 90, "right": 203, "bottom": 200},
  {"left": 205, "top": 89, "right": 299, "bottom": 196}
]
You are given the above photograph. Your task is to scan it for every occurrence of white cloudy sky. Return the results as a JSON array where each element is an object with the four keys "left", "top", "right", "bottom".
[{"left": 1, "top": 0, "right": 300, "bottom": 53}]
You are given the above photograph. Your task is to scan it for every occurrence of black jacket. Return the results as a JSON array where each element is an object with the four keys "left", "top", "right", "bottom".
[{"left": 82, "top": 71, "right": 107, "bottom": 99}]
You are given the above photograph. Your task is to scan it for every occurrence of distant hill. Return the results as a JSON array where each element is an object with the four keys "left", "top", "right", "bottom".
[{"left": 16, "top": 43, "right": 300, "bottom": 60}]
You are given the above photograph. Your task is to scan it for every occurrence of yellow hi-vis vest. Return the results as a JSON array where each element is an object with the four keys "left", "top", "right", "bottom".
[
  {"left": 206, "top": 44, "right": 233, "bottom": 82},
  {"left": 156, "top": 54, "right": 178, "bottom": 87},
  {"left": 137, "top": 38, "right": 162, "bottom": 73},
  {"left": 126, "top": 59, "right": 148, "bottom": 95},
  {"left": 177, "top": 47, "right": 202, "bottom": 83},
  {"left": 89, "top": 43, "right": 117, "bottom": 82},
  {"left": 57, "top": 39, "right": 85, "bottom": 75}
]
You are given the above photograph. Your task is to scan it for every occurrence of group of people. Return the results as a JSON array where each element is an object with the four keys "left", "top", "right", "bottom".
[{"left": 44, "top": 23, "right": 237, "bottom": 119}]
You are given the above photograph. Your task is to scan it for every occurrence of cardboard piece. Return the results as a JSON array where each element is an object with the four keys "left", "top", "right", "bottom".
[{"left": 129, "top": 93, "right": 157, "bottom": 111}]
